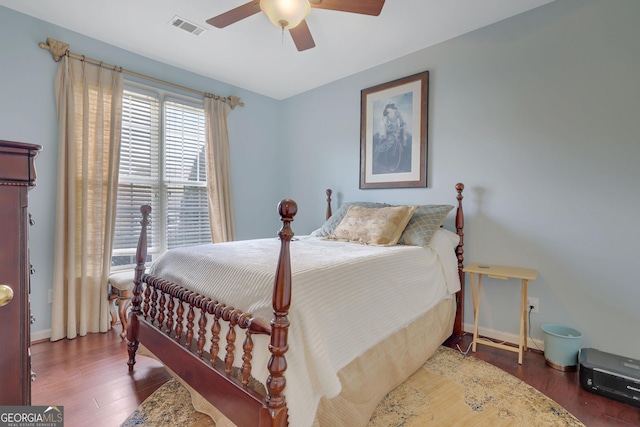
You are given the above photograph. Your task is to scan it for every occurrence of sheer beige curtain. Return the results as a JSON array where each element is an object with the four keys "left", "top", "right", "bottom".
[
  {"left": 51, "top": 56, "right": 123, "bottom": 341},
  {"left": 204, "top": 97, "right": 236, "bottom": 242}
]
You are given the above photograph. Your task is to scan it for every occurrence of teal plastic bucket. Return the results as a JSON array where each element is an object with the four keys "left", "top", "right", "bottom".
[{"left": 541, "top": 324, "right": 582, "bottom": 371}]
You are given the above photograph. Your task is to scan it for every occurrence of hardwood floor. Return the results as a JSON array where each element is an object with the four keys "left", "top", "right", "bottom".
[
  {"left": 31, "top": 328, "right": 640, "bottom": 427},
  {"left": 31, "top": 329, "right": 171, "bottom": 427}
]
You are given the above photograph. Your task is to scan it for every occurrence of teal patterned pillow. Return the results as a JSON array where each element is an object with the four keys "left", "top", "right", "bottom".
[
  {"left": 397, "top": 205, "right": 454, "bottom": 247},
  {"left": 311, "top": 202, "right": 390, "bottom": 237}
]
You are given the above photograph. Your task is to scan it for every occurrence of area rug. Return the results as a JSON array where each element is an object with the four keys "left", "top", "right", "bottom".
[{"left": 121, "top": 346, "right": 585, "bottom": 426}]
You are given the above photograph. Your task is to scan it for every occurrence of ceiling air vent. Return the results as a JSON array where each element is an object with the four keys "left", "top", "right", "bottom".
[{"left": 170, "top": 16, "right": 206, "bottom": 36}]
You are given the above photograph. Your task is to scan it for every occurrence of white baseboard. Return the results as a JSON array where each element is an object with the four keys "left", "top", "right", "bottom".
[
  {"left": 31, "top": 324, "right": 542, "bottom": 351},
  {"left": 463, "top": 323, "right": 545, "bottom": 352},
  {"left": 31, "top": 329, "right": 51, "bottom": 343}
]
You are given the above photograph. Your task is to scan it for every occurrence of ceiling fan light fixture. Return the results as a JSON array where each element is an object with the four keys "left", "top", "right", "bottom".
[{"left": 260, "top": 0, "right": 310, "bottom": 29}]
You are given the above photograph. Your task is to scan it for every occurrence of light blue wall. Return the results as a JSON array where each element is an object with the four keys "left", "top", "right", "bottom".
[
  {"left": 281, "top": 0, "right": 640, "bottom": 360},
  {"left": 2, "top": 1, "right": 639, "bottom": 361},
  {"left": 0, "top": 6, "right": 282, "bottom": 336}
]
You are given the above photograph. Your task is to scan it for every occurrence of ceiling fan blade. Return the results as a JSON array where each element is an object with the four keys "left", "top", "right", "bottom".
[
  {"left": 309, "top": 0, "right": 385, "bottom": 16},
  {"left": 289, "top": 20, "right": 315, "bottom": 51},
  {"left": 206, "top": 1, "right": 261, "bottom": 28}
]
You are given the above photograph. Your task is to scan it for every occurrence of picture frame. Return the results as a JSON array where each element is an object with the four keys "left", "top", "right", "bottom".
[{"left": 360, "top": 71, "right": 428, "bottom": 189}]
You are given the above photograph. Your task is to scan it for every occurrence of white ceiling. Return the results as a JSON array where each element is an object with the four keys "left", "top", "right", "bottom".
[{"left": 1, "top": 0, "right": 554, "bottom": 100}]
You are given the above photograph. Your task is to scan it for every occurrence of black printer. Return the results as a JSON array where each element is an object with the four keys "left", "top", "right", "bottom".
[{"left": 579, "top": 348, "right": 640, "bottom": 407}]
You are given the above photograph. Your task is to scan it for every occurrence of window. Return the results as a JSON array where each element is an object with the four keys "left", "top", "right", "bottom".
[{"left": 111, "top": 84, "right": 211, "bottom": 269}]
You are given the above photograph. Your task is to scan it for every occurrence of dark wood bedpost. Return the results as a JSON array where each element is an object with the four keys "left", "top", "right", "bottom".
[
  {"left": 325, "top": 189, "right": 332, "bottom": 220},
  {"left": 127, "top": 204, "right": 151, "bottom": 371},
  {"left": 263, "top": 199, "right": 297, "bottom": 427},
  {"left": 454, "top": 183, "right": 465, "bottom": 336}
]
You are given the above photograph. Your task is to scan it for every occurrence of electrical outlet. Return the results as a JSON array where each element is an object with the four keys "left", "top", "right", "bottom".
[{"left": 527, "top": 296, "right": 539, "bottom": 314}]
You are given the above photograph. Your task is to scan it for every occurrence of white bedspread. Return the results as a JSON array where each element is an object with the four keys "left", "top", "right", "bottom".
[{"left": 149, "top": 229, "right": 460, "bottom": 427}]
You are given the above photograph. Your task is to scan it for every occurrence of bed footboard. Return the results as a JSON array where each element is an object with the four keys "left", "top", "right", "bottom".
[{"left": 127, "top": 200, "right": 298, "bottom": 427}]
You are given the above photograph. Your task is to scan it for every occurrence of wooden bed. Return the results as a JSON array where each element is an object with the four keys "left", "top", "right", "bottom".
[{"left": 126, "top": 183, "right": 465, "bottom": 427}]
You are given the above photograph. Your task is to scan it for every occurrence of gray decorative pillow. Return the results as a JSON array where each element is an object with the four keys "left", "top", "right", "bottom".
[
  {"left": 397, "top": 204, "right": 454, "bottom": 247},
  {"left": 310, "top": 201, "right": 390, "bottom": 237}
]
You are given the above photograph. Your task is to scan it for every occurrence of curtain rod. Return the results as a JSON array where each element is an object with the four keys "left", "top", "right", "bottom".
[{"left": 38, "top": 37, "right": 244, "bottom": 110}]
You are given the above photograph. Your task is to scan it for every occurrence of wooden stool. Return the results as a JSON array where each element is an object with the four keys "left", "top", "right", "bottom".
[{"left": 107, "top": 271, "right": 134, "bottom": 339}]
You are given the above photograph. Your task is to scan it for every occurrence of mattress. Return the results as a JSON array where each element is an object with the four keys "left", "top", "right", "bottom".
[{"left": 147, "top": 229, "right": 461, "bottom": 427}]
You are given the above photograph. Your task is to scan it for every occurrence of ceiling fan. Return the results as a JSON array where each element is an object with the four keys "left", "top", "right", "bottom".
[{"left": 206, "top": 0, "right": 386, "bottom": 52}]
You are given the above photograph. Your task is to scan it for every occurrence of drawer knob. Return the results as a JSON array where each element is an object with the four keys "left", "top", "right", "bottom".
[{"left": 0, "top": 284, "right": 14, "bottom": 307}]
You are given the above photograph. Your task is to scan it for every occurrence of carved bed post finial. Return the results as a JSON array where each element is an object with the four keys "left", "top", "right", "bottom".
[
  {"left": 325, "top": 189, "right": 332, "bottom": 220},
  {"left": 265, "top": 199, "right": 297, "bottom": 426},
  {"left": 38, "top": 37, "right": 69, "bottom": 62}
]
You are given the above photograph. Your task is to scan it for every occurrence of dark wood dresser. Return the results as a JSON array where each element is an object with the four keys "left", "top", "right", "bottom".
[{"left": 0, "top": 140, "right": 41, "bottom": 405}]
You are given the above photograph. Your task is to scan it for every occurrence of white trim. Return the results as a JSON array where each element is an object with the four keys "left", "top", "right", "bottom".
[
  {"left": 463, "top": 323, "right": 545, "bottom": 352},
  {"left": 33, "top": 324, "right": 544, "bottom": 348},
  {"left": 31, "top": 329, "right": 51, "bottom": 343}
]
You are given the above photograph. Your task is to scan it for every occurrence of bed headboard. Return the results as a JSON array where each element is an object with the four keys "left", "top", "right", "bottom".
[
  {"left": 321, "top": 183, "right": 465, "bottom": 336},
  {"left": 454, "top": 183, "right": 464, "bottom": 336}
]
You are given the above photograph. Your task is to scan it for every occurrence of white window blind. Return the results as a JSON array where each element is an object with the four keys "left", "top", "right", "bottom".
[{"left": 112, "top": 86, "right": 211, "bottom": 269}]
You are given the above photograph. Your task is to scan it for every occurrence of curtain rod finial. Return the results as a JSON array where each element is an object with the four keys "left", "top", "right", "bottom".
[
  {"left": 39, "top": 37, "right": 69, "bottom": 62},
  {"left": 228, "top": 96, "right": 245, "bottom": 110}
]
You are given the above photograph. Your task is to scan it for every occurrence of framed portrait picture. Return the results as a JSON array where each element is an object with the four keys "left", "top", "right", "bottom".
[{"left": 360, "top": 71, "right": 428, "bottom": 189}]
